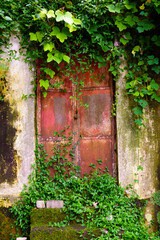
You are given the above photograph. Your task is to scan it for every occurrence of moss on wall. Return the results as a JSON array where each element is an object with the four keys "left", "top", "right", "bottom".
[
  {"left": 0, "top": 207, "right": 17, "bottom": 240},
  {"left": 30, "top": 209, "right": 100, "bottom": 240},
  {"left": 31, "top": 226, "right": 100, "bottom": 240},
  {"left": 31, "top": 209, "right": 66, "bottom": 228},
  {"left": 31, "top": 226, "right": 82, "bottom": 240}
]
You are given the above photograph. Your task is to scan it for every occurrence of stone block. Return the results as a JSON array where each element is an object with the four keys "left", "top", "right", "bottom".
[
  {"left": 30, "top": 209, "right": 65, "bottom": 227},
  {"left": 16, "top": 238, "right": 27, "bottom": 240},
  {"left": 46, "top": 200, "right": 64, "bottom": 208},
  {"left": 36, "top": 200, "right": 45, "bottom": 209}
]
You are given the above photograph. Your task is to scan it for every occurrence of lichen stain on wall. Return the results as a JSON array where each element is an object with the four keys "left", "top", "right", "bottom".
[
  {"left": 117, "top": 58, "right": 160, "bottom": 199},
  {"left": 0, "top": 99, "right": 18, "bottom": 184},
  {"left": 0, "top": 36, "right": 35, "bottom": 208},
  {"left": 0, "top": 207, "right": 19, "bottom": 240},
  {"left": 0, "top": 69, "right": 19, "bottom": 185}
]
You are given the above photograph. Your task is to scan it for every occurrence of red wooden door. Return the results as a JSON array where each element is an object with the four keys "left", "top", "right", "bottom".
[{"left": 37, "top": 62, "right": 116, "bottom": 177}]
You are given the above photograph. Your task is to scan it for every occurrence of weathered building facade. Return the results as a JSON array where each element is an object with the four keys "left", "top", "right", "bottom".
[
  {"left": 0, "top": 37, "right": 35, "bottom": 207},
  {"left": 0, "top": 37, "right": 160, "bottom": 227}
]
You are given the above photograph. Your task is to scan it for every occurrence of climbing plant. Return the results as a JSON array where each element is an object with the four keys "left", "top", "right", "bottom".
[
  {"left": 10, "top": 129, "right": 160, "bottom": 239},
  {"left": 0, "top": 0, "right": 160, "bottom": 125}
]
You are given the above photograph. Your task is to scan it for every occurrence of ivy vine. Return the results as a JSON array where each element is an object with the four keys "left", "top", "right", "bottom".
[
  {"left": 0, "top": 0, "right": 160, "bottom": 126},
  {"left": 10, "top": 130, "right": 160, "bottom": 239}
]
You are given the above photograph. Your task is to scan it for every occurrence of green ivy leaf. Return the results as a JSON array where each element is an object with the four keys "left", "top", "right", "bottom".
[
  {"left": 36, "top": 32, "right": 44, "bottom": 42},
  {"left": 53, "top": 52, "right": 63, "bottom": 64},
  {"left": 44, "top": 68, "right": 55, "bottom": 78},
  {"left": 124, "top": 15, "right": 137, "bottom": 27},
  {"left": 73, "top": 17, "right": 82, "bottom": 25},
  {"left": 56, "top": 32, "right": 68, "bottom": 43},
  {"left": 148, "top": 55, "right": 154, "bottom": 59},
  {"left": 147, "top": 85, "right": 152, "bottom": 91},
  {"left": 147, "top": 59, "right": 154, "bottom": 65},
  {"left": 29, "top": 32, "right": 37, "bottom": 41},
  {"left": 151, "top": 93, "right": 160, "bottom": 102},
  {"left": 101, "top": 44, "right": 109, "bottom": 52},
  {"left": 47, "top": 10, "right": 55, "bottom": 18},
  {"left": 55, "top": 10, "right": 64, "bottom": 22},
  {"left": 115, "top": 21, "right": 127, "bottom": 31},
  {"left": 151, "top": 80, "right": 159, "bottom": 90},
  {"left": 136, "top": 27, "right": 143, "bottom": 33},
  {"left": 124, "top": 0, "right": 137, "bottom": 12},
  {"left": 64, "top": 12, "right": 73, "bottom": 25},
  {"left": 0, "top": 23, "right": 5, "bottom": 29},
  {"left": 43, "top": 42, "right": 55, "bottom": 52},
  {"left": 63, "top": 55, "right": 70, "bottom": 63},
  {"left": 65, "top": 23, "right": 77, "bottom": 32},
  {"left": 42, "top": 91, "right": 47, "bottom": 98},
  {"left": 40, "top": 79, "right": 50, "bottom": 90},
  {"left": 107, "top": 4, "right": 121, "bottom": 13},
  {"left": 109, "top": 65, "right": 114, "bottom": 72},
  {"left": 39, "top": 9, "right": 47, "bottom": 18},
  {"left": 120, "top": 32, "right": 132, "bottom": 45},
  {"left": 125, "top": 32, "right": 132, "bottom": 40},
  {"left": 152, "top": 65, "right": 160, "bottom": 74},
  {"left": 138, "top": 61, "right": 144, "bottom": 66},
  {"left": 138, "top": 99, "right": 148, "bottom": 108},
  {"left": 120, "top": 37, "right": 128, "bottom": 45},
  {"left": 4, "top": 16, "right": 12, "bottom": 21},
  {"left": 132, "top": 46, "right": 140, "bottom": 55},
  {"left": 47, "top": 53, "right": 54, "bottom": 62},
  {"left": 133, "top": 107, "right": 143, "bottom": 115},
  {"left": 133, "top": 91, "right": 139, "bottom": 96},
  {"left": 135, "top": 118, "right": 143, "bottom": 126},
  {"left": 51, "top": 26, "right": 60, "bottom": 36},
  {"left": 140, "top": 92, "right": 144, "bottom": 97},
  {"left": 126, "top": 82, "right": 131, "bottom": 89},
  {"left": 152, "top": 35, "right": 160, "bottom": 46},
  {"left": 133, "top": 45, "right": 140, "bottom": 52},
  {"left": 137, "top": 165, "right": 143, "bottom": 171},
  {"left": 137, "top": 19, "right": 155, "bottom": 33},
  {"left": 147, "top": 55, "right": 159, "bottom": 65}
]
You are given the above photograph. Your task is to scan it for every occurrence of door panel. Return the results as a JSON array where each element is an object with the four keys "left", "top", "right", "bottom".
[
  {"left": 80, "top": 90, "right": 112, "bottom": 137},
  {"left": 80, "top": 139, "right": 113, "bottom": 174},
  {"left": 83, "top": 64, "right": 110, "bottom": 88},
  {"left": 41, "top": 91, "right": 73, "bottom": 138}
]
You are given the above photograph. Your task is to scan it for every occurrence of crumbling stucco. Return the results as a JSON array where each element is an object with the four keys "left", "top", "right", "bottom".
[
  {"left": 116, "top": 57, "right": 160, "bottom": 199},
  {"left": 0, "top": 36, "right": 35, "bottom": 207}
]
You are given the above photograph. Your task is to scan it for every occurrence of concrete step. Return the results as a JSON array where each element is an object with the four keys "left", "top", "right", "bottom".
[{"left": 30, "top": 208, "right": 100, "bottom": 240}]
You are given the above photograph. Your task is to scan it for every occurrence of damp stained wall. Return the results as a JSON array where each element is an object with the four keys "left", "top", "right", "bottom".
[
  {"left": 0, "top": 36, "right": 35, "bottom": 207},
  {"left": 116, "top": 57, "right": 160, "bottom": 199}
]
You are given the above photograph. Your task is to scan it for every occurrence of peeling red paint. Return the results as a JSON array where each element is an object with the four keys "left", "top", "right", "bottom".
[
  {"left": 41, "top": 91, "right": 72, "bottom": 138},
  {"left": 83, "top": 63, "right": 110, "bottom": 88},
  {"left": 80, "top": 90, "right": 112, "bottom": 137},
  {"left": 80, "top": 139, "right": 113, "bottom": 174}
]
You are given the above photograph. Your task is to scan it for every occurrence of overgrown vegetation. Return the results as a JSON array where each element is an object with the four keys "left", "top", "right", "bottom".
[
  {"left": 10, "top": 130, "right": 159, "bottom": 239},
  {"left": 152, "top": 191, "right": 160, "bottom": 225},
  {"left": 0, "top": 1, "right": 160, "bottom": 238},
  {"left": 0, "top": 0, "right": 160, "bottom": 126}
]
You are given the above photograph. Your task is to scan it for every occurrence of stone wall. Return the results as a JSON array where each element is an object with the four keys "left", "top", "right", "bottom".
[
  {"left": 116, "top": 58, "right": 160, "bottom": 198},
  {"left": 116, "top": 58, "right": 160, "bottom": 229},
  {"left": 0, "top": 36, "right": 35, "bottom": 207}
]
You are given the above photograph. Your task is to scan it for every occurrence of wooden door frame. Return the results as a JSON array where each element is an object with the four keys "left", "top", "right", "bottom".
[{"left": 36, "top": 59, "right": 117, "bottom": 178}]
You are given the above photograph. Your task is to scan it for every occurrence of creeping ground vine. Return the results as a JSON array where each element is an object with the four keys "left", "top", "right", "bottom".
[{"left": 10, "top": 129, "right": 160, "bottom": 240}]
